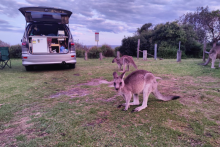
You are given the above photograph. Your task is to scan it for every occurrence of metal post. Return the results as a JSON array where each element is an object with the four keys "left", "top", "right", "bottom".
[{"left": 154, "top": 44, "right": 157, "bottom": 60}]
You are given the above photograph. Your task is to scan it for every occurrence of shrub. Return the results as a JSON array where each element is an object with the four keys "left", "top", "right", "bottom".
[
  {"left": 157, "top": 47, "right": 187, "bottom": 59},
  {"left": 185, "top": 41, "right": 202, "bottom": 58},
  {"left": 88, "top": 46, "right": 101, "bottom": 58},
  {"left": 76, "top": 49, "right": 85, "bottom": 57},
  {"left": 9, "top": 44, "right": 22, "bottom": 58},
  {"left": 75, "top": 42, "right": 88, "bottom": 58},
  {"left": 114, "top": 46, "right": 119, "bottom": 55},
  {"left": 100, "top": 44, "right": 115, "bottom": 57}
]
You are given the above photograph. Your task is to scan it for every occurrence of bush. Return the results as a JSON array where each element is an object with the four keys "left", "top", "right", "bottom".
[
  {"left": 157, "top": 47, "right": 187, "bottom": 59},
  {"left": 9, "top": 44, "right": 22, "bottom": 58},
  {"left": 185, "top": 41, "right": 202, "bottom": 58},
  {"left": 75, "top": 42, "right": 88, "bottom": 58},
  {"left": 88, "top": 46, "right": 101, "bottom": 58},
  {"left": 76, "top": 49, "right": 85, "bottom": 57},
  {"left": 100, "top": 44, "right": 115, "bottom": 57}
]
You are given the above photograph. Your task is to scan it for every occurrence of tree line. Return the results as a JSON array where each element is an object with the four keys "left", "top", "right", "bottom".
[{"left": 118, "top": 6, "right": 220, "bottom": 58}]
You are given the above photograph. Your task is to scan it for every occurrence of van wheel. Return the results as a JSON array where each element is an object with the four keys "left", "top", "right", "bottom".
[
  {"left": 68, "top": 64, "right": 75, "bottom": 69},
  {"left": 25, "top": 66, "right": 33, "bottom": 71}
]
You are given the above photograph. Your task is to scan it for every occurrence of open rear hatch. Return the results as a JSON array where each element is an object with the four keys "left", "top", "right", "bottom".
[{"left": 19, "top": 6, "right": 72, "bottom": 24}]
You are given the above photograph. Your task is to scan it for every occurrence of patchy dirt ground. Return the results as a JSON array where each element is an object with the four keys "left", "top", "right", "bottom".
[
  {"left": 1, "top": 75, "right": 220, "bottom": 146},
  {"left": 0, "top": 117, "right": 33, "bottom": 146},
  {"left": 49, "top": 79, "right": 114, "bottom": 99}
]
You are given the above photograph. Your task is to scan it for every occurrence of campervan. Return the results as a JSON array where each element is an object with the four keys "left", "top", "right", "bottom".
[{"left": 19, "top": 6, "right": 76, "bottom": 71}]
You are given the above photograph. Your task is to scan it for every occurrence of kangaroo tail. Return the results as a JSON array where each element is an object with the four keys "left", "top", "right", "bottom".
[
  {"left": 203, "top": 57, "right": 211, "bottom": 66},
  {"left": 153, "top": 89, "right": 180, "bottom": 101}
]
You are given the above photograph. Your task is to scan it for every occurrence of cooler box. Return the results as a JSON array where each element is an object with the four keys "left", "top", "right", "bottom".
[{"left": 32, "top": 37, "right": 48, "bottom": 53}]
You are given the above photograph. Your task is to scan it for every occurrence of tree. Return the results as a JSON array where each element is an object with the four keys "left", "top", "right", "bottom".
[
  {"left": 119, "top": 21, "right": 202, "bottom": 58},
  {"left": 0, "top": 40, "right": 10, "bottom": 47},
  {"left": 180, "top": 6, "right": 220, "bottom": 47},
  {"left": 136, "top": 23, "right": 153, "bottom": 35}
]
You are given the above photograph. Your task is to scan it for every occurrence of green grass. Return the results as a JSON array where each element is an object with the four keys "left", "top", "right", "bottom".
[{"left": 0, "top": 58, "right": 220, "bottom": 146}]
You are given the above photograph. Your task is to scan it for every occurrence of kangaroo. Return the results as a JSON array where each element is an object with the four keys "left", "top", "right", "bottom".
[
  {"left": 203, "top": 46, "right": 220, "bottom": 68},
  {"left": 112, "top": 55, "right": 137, "bottom": 72},
  {"left": 113, "top": 70, "right": 180, "bottom": 112}
]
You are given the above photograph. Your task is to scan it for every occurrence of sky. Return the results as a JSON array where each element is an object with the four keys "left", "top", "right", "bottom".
[{"left": 0, "top": 0, "right": 220, "bottom": 46}]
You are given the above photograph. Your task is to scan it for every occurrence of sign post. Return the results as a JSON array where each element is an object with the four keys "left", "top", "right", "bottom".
[{"left": 95, "top": 32, "right": 99, "bottom": 47}]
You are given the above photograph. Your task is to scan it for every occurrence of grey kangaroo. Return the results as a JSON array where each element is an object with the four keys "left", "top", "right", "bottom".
[
  {"left": 112, "top": 55, "right": 137, "bottom": 72},
  {"left": 113, "top": 70, "right": 180, "bottom": 112}
]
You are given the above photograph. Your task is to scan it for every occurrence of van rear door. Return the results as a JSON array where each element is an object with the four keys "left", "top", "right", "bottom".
[{"left": 19, "top": 6, "right": 72, "bottom": 24}]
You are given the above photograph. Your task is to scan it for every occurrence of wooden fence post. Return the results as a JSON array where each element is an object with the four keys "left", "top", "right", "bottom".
[
  {"left": 84, "top": 51, "right": 88, "bottom": 60},
  {"left": 154, "top": 44, "right": 157, "bottom": 60},
  {"left": 99, "top": 53, "right": 103, "bottom": 60},
  {"left": 203, "top": 38, "right": 206, "bottom": 62},
  {"left": 143, "top": 50, "right": 147, "bottom": 60},
  {"left": 177, "top": 41, "right": 181, "bottom": 62},
  {"left": 137, "top": 39, "right": 140, "bottom": 59},
  {"left": 117, "top": 51, "right": 120, "bottom": 58}
]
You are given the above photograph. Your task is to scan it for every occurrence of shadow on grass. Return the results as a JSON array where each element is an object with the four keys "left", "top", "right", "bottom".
[{"left": 28, "top": 64, "right": 74, "bottom": 72}]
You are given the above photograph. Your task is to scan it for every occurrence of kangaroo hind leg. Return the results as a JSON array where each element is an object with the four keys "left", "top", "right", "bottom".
[
  {"left": 219, "top": 59, "right": 220, "bottom": 67},
  {"left": 132, "top": 85, "right": 151, "bottom": 112},
  {"left": 210, "top": 54, "right": 216, "bottom": 69},
  {"left": 120, "top": 94, "right": 140, "bottom": 107}
]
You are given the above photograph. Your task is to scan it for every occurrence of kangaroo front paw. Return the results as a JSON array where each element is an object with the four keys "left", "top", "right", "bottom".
[{"left": 122, "top": 108, "right": 127, "bottom": 111}]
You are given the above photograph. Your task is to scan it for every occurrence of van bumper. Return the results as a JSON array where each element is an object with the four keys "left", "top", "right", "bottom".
[{"left": 22, "top": 53, "right": 76, "bottom": 66}]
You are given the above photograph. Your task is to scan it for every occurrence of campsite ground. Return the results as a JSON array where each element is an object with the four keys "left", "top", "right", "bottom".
[{"left": 0, "top": 58, "right": 220, "bottom": 146}]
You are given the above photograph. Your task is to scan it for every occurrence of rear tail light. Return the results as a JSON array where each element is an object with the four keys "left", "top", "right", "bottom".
[
  {"left": 23, "top": 57, "right": 28, "bottom": 59},
  {"left": 71, "top": 55, "right": 75, "bottom": 57},
  {"left": 71, "top": 43, "right": 75, "bottom": 46},
  {"left": 22, "top": 42, "right": 26, "bottom": 46}
]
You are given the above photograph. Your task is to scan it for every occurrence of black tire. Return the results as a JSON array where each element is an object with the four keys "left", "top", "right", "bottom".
[
  {"left": 68, "top": 64, "right": 75, "bottom": 69},
  {"left": 25, "top": 65, "right": 34, "bottom": 71}
]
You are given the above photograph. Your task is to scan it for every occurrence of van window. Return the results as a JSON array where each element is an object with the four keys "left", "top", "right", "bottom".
[{"left": 29, "top": 24, "right": 67, "bottom": 36}]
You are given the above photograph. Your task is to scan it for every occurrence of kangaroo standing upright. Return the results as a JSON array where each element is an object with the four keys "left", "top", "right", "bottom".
[
  {"left": 112, "top": 55, "right": 137, "bottom": 72},
  {"left": 113, "top": 70, "right": 180, "bottom": 112}
]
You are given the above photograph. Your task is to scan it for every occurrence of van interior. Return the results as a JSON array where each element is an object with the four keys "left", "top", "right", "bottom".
[{"left": 27, "top": 24, "right": 70, "bottom": 54}]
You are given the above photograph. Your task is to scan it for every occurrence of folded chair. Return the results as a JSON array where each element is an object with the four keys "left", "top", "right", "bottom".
[{"left": 0, "top": 47, "right": 11, "bottom": 69}]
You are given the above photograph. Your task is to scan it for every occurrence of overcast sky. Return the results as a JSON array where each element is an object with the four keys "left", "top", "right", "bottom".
[{"left": 0, "top": 0, "right": 220, "bottom": 45}]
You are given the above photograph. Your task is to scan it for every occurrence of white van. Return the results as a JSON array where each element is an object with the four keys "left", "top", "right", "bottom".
[{"left": 19, "top": 6, "right": 76, "bottom": 71}]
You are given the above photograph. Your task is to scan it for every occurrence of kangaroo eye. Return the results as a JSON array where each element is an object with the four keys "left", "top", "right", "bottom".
[
  {"left": 114, "top": 82, "right": 116, "bottom": 86},
  {"left": 120, "top": 82, "right": 122, "bottom": 85}
]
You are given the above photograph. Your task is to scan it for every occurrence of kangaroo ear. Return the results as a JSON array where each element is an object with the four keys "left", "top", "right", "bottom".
[
  {"left": 120, "top": 71, "right": 126, "bottom": 79},
  {"left": 113, "top": 72, "right": 118, "bottom": 78}
]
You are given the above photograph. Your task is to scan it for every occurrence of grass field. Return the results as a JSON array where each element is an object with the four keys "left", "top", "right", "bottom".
[{"left": 0, "top": 58, "right": 220, "bottom": 147}]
